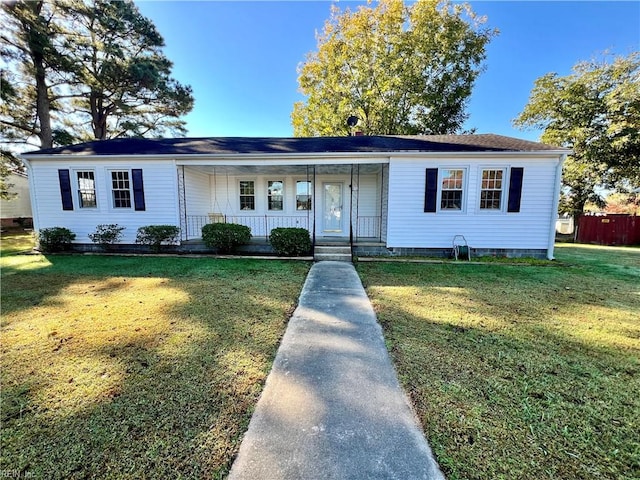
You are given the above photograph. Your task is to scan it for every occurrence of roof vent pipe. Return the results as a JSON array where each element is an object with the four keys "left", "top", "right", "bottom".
[{"left": 346, "top": 115, "right": 359, "bottom": 136}]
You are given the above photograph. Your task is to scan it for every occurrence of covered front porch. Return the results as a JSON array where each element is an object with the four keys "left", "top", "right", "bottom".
[{"left": 176, "top": 162, "right": 389, "bottom": 245}]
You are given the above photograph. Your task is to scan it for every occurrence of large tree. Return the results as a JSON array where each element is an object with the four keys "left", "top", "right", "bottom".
[
  {"left": 292, "top": 0, "right": 496, "bottom": 136},
  {"left": 514, "top": 52, "right": 640, "bottom": 218},
  {"left": 0, "top": 0, "right": 70, "bottom": 149},
  {"left": 60, "top": 0, "right": 193, "bottom": 140},
  {"left": 0, "top": 0, "right": 193, "bottom": 150}
]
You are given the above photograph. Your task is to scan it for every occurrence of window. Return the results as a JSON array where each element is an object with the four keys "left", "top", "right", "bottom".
[
  {"left": 239, "top": 180, "right": 255, "bottom": 210},
  {"left": 480, "top": 169, "right": 504, "bottom": 210},
  {"left": 296, "top": 181, "right": 312, "bottom": 210},
  {"left": 267, "top": 180, "right": 284, "bottom": 211},
  {"left": 440, "top": 169, "right": 464, "bottom": 210},
  {"left": 77, "top": 171, "right": 97, "bottom": 208},
  {"left": 111, "top": 171, "right": 131, "bottom": 208}
]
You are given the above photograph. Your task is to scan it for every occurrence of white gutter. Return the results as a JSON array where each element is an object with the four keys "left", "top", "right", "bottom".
[
  {"left": 21, "top": 149, "right": 571, "bottom": 164},
  {"left": 547, "top": 153, "right": 567, "bottom": 260}
]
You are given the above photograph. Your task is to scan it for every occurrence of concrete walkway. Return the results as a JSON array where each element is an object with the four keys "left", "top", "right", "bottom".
[{"left": 228, "top": 261, "right": 444, "bottom": 480}]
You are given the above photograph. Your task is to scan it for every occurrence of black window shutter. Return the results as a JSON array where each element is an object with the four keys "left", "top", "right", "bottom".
[
  {"left": 132, "top": 169, "right": 146, "bottom": 211},
  {"left": 507, "top": 167, "right": 524, "bottom": 213},
  {"left": 58, "top": 169, "right": 74, "bottom": 211},
  {"left": 424, "top": 168, "right": 438, "bottom": 212}
]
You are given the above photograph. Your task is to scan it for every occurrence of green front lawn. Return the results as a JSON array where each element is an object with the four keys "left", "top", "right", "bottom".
[
  {"left": 358, "top": 244, "right": 639, "bottom": 480},
  {"left": 1, "top": 232, "right": 310, "bottom": 479}
]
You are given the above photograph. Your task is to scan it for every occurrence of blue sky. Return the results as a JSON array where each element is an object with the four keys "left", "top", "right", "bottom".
[{"left": 135, "top": 1, "right": 640, "bottom": 141}]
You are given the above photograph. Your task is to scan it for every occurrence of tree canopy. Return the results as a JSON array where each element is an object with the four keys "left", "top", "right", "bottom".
[
  {"left": 514, "top": 52, "right": 640, "bottom": 217},
  {"left": 291, "top": 0, "right": 497, "bottom": 137},
  {"left": 0, "top": 0, "right": 194, "bottom": 151}
]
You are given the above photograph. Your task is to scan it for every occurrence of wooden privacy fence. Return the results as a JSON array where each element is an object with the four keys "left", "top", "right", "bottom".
[{"left": 577, "top": 214, "right": 640, "bottom": 246}]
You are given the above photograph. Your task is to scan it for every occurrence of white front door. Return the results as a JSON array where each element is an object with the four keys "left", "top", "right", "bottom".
[{"left": 323, "top": 182, "right": 343, "bottom": 233}]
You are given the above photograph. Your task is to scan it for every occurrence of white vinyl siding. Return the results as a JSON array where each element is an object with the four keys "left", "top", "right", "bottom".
[
  {"left": 27, "top": 159, "right": 179, "bottom": 244},
  {"left": 183, "top": 167, "right": 211, "bottom": 216},
  {"left": 387, "top": 157, "right": 558, "bottom": 249},
  {"left": 356, "top": 175, "right": 380, "bottom": 217}
]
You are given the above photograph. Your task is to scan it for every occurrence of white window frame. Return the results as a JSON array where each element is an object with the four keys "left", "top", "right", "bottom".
[
  {"left": 74, "top": 169, "right": 97, "bottom": 209},
  {"left": 478, "top": 167, "right": 507, "bottom": 213},
  {"left": 109, "top": 170, "right": 132, "bottom": 209},
  {"left": 239, "top": 179, "right": 256, "bottom": 211},
  {"left": 267, "top": 180, "right": 284, "bottom": 211},
  {"left": 295, "top": 179, "right": 313, "bottom": 211},
  {"left": 438, "top": 167, "right": 467, "bottom": 213}
]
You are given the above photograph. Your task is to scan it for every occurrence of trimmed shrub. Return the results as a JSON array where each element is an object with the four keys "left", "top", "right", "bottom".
[
  {"left": 88, "top": 224, "right": 125, "bottom": 250},
  {"left": 202, "top": 223, "right": 251, "bottom": 253},
  {"left": 269, "top": 227, "right": 312, "bottom": 256},
  {"left": 136, "top": 225, "right": 180, "bottom": 253},
  {"left": 37, "top": 227, "right": 76, "bottom": 252}
]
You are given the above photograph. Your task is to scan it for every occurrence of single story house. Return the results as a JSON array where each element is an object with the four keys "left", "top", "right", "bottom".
[{"left": 21, "top": 134, "right": 568, "bottom": 259}]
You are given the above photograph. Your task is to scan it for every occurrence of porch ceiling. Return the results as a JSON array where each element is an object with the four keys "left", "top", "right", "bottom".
[{"left": 187, "top": 164, "right": 382, "bottom": 175}]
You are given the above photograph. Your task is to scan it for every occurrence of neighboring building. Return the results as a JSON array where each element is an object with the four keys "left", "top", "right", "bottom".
[
  {"left": 1, "top": 171, "right": 33, "bottom": 227},
  {"left": 21, "top": 134, "right": 568, "bottom": 259}
]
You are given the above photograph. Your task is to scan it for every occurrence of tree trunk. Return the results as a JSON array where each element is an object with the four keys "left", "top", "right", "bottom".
[
  {"left": 90, "top": 90, "right": 107, "bottom": 140},
  {"left": 26, "top": 1, "right": 53, "bottom": 149},
  {"left": 34, "top": 56, "right": 52, "bottom": 148}
]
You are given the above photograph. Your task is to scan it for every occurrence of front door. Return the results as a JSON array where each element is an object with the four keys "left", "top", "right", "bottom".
[{"left": 323, "top": 182, "right": 343, "bottom": 234}]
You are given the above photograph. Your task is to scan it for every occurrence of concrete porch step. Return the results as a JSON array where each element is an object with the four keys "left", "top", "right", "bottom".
[
  {"left": 314, "top": 245, "right": 352, "bottom": 262},
  {"left": 315, "top": 245, "right": 351, "bottom": 255}
]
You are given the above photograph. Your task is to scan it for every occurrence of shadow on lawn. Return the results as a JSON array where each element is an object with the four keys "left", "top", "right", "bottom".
[
  {"left": 383, "top": 316, "right": 639, "bottom": 480},
  {"left": 357, "top": 251, "right": 639, "bottom": 480},
  {"left": 1, "top": 254, "right": 310, "bottom": 479}
]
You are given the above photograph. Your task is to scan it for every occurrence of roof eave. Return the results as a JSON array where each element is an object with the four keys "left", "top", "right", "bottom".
[{"left": 21, "top": 149, "right": 571, "bottom": 163}]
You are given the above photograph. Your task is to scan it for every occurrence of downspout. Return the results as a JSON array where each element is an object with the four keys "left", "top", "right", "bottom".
[{"left": 547, "top": 154, "right": 566, "bottom": 260}]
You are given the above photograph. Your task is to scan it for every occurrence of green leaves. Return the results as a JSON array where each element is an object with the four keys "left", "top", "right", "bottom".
[
  {"left": 0, "top": 0, "right": 194, "bottom": 150},
  {"left": 292, "top": 0, "right": 497, "bottom": 136},
  {"left": 515, "top": 52, "right": 640, "bottom": 216}
]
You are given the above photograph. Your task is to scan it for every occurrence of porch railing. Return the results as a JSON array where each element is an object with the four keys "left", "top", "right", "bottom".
[
  {"left": 184, "top": 215, "right": 310, "bottom": 240},
  {"left": 184, "top": 214, "right": 382, "bottom": 242},
  {"left": 355, "top": 216, "right": 382, "bottom": 240}
]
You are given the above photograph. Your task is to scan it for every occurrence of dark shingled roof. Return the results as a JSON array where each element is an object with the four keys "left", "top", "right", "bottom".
[{"left": 25, "top": 134, "right": 564, "bottom": 156}]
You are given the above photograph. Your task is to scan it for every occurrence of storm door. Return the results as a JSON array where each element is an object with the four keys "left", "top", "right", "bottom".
[{"left": 323, "top": 182, "right": 343, "bottom": 233}]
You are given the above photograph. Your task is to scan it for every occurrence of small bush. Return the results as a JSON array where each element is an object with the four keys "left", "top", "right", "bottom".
[
  {"left": 136, "top": 225, "right": 180, "bottom": 252},
  {"left": 202, "top": 223, "right": 251, "bottom": 253},
  {"left": 37, "top": 227, "right": 76, "bottom": 252},
  {"left": 88, "top": 224, "right": 125, "bottom": 250},
  {"left": 269, "top": 227, "right": 312, "bottom": 256}
]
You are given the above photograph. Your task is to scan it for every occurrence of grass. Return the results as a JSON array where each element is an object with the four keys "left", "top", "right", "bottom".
[
  {"left": 1, "top": 231, "right": 310, "bottom": 479},
  {"left": 357, "top": 244, "right": 639, "bottom": 480}
]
